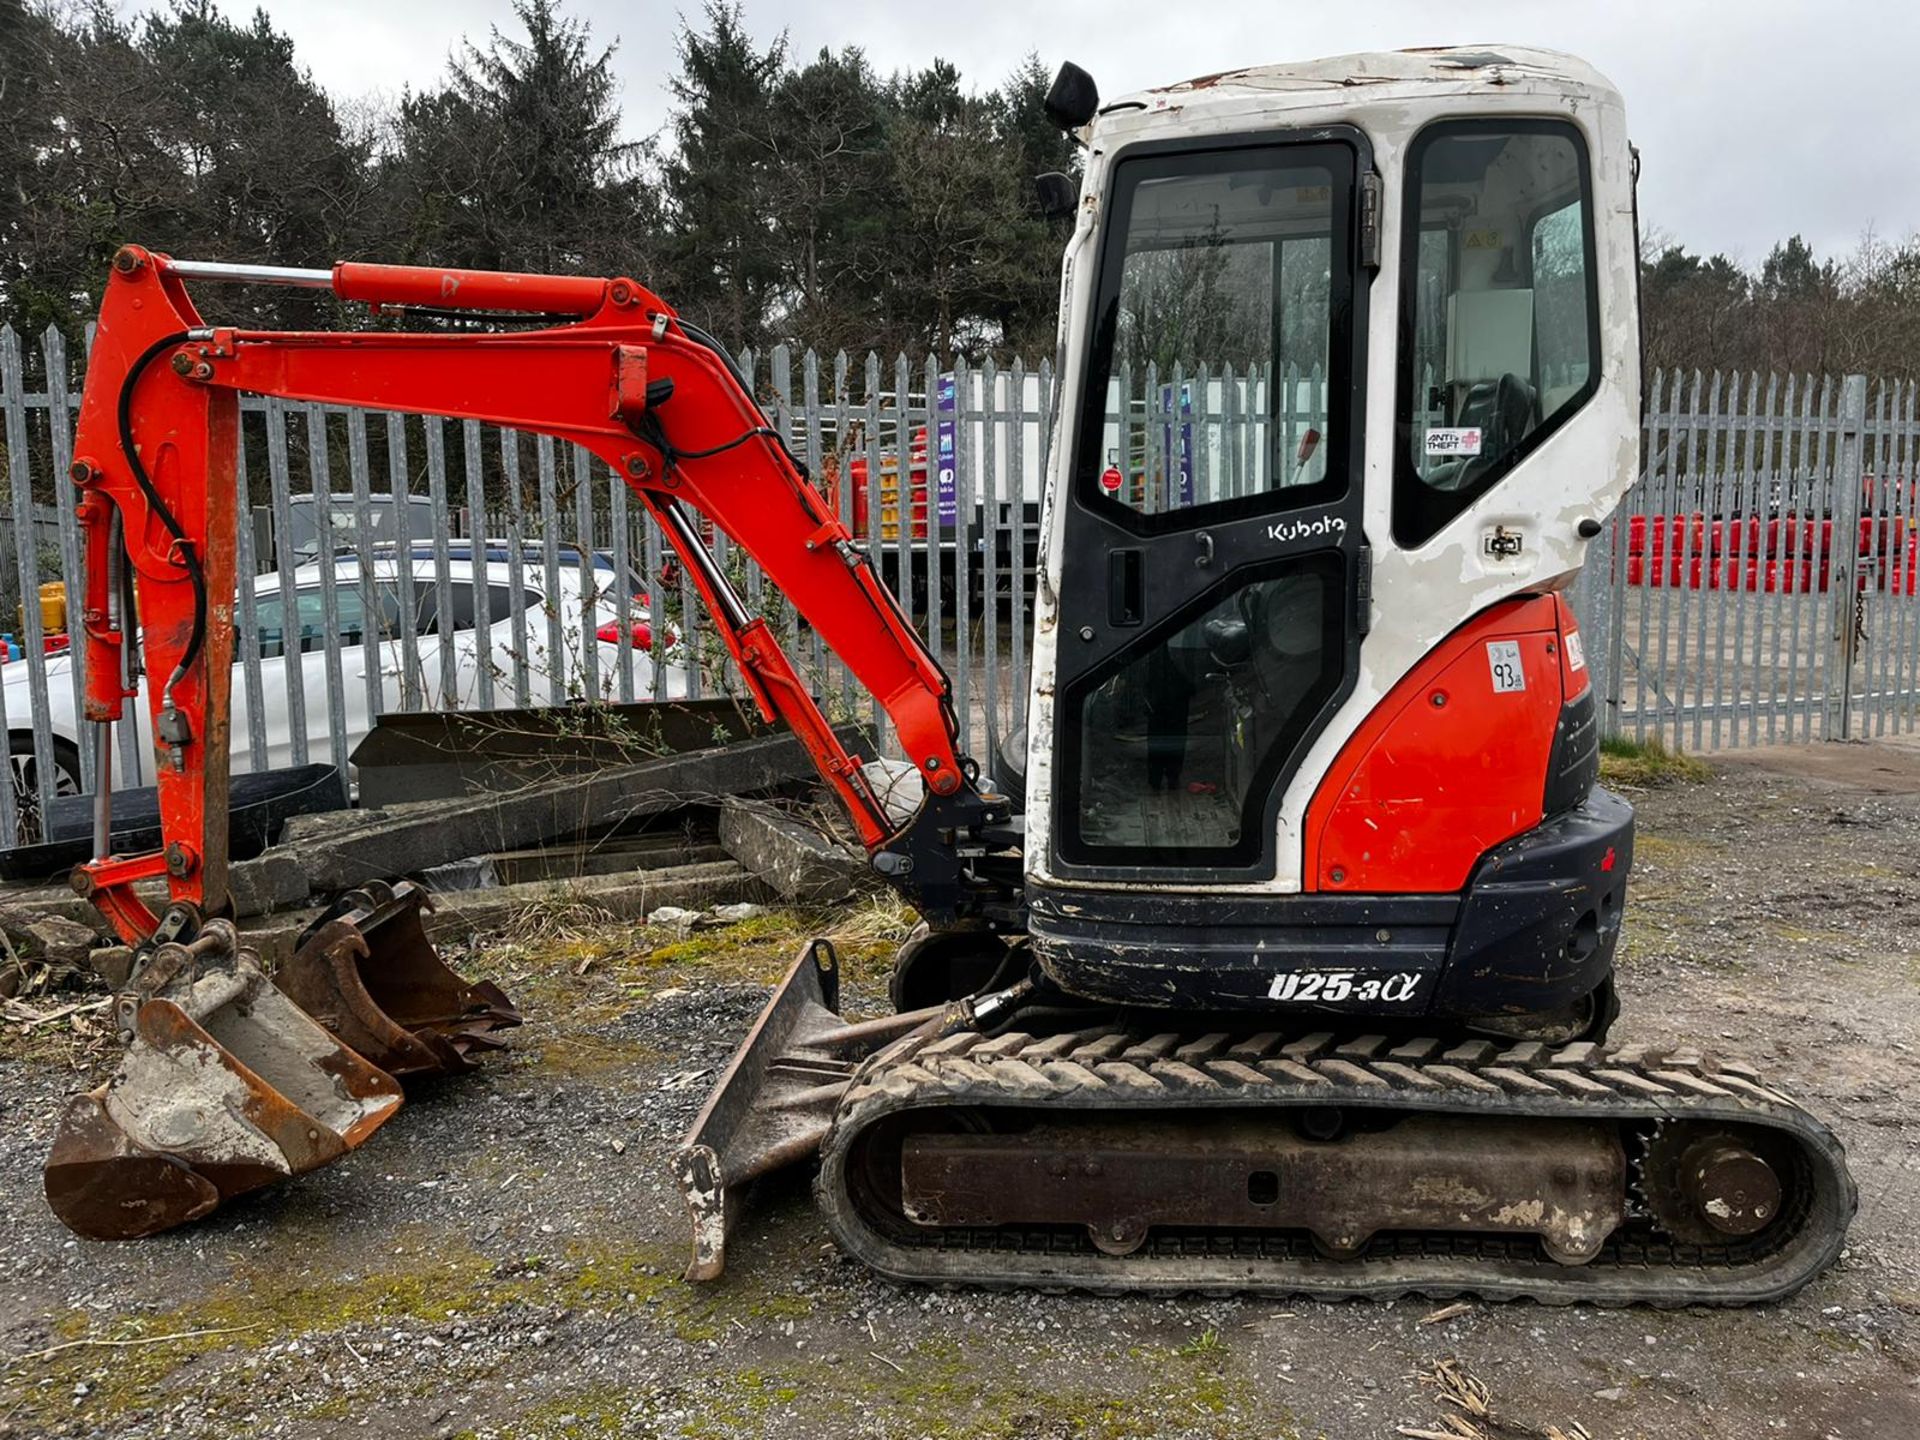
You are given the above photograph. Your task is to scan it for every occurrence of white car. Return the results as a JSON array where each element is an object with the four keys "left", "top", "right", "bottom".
[{"left": 3, "top": 553, "right": 686, "bottom": 814}]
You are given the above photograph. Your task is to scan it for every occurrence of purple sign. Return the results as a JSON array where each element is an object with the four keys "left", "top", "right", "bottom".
[
  {"left": 1160, "top": 382, "right": 1195, "bottom": 507},
  {"left": 936, "top": 373, "right": 957, "bottom": 529}
]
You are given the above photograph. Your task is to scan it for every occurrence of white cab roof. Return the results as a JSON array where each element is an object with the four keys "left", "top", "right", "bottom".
[{"left": 1097, "top": 46, "right": 1621, "bottom": 138}]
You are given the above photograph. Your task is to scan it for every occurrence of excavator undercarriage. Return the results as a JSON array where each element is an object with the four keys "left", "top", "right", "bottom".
[{"left": 680, "top": 944, "right": 1853, "bottom": 1306}]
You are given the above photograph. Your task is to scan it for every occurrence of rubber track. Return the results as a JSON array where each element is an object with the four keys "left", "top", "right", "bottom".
[{"left": 815, "top": 1027, "right": 1857, "bottom": 1306}]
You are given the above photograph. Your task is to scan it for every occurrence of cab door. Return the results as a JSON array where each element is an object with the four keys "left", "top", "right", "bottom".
[{"left": 1049, "top": 132, "right": 1373, "bottom": 883}]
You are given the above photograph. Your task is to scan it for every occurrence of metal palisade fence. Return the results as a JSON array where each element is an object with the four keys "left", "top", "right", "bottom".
[
  {"left": 4, "top": 319, "right": 1920, "bottom": 845},
  {"left": 1567, "top": 368, "right": 1920, "bottom": 750},
  {"left": 0, "top": 328, "right": 1070, "bottom": 845}
]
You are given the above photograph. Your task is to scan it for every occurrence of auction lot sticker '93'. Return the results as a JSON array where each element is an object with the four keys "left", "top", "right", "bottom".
[{"left": 1486, "top": 639, "right": 1526, "bottom": 693}]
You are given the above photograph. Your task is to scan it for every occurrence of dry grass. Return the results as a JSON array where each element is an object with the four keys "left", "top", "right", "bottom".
[{"left": 1398, "top": 1357, "right": 1592, "bottom": 1440}]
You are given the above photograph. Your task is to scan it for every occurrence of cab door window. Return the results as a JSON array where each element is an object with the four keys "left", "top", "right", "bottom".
[
  {"left": 1057, "top": 138, "right": 1362, "bottom": 868},
  {"left": 1394, "top": 120, "right": 1599, "bottom": 546},
  {"left": 1074, "top": 144, "right": 1355, "bottom": 527}
]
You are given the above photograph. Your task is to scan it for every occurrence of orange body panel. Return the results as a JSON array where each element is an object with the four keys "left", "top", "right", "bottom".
[{"left": 1304, "top": 596, "right": 1584, "bottom": 894}]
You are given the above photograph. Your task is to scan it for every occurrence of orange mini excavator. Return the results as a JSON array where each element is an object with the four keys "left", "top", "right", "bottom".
[{"left": 46, "top": 47, "right": 1853, "bottom": 1304}]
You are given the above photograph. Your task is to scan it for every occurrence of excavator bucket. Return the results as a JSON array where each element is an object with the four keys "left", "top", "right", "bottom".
[
  {"left": 44, "top": 922, "right": 401, "bottom": 1240},
  {"left": 277, "top": 880, "right": 520, "bottom": 1078}
]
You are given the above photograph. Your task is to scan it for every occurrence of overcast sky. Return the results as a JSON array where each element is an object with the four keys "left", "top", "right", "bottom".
[{"left": 240, "top": 0, "right": 1920, "bottom": 267}]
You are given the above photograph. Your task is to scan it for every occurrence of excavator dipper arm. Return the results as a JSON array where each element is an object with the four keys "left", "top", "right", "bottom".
[{"left": 70, "top": 247, "right": 1007, "bottom": 945}]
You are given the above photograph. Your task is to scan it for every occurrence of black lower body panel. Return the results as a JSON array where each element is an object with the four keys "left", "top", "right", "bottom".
[
  {"left": 1431, "top": 785, "right": 1632, "bottom": 1021},
  {"left": 1027, "top": 787, "right": 1633, "bottom": 1022}
]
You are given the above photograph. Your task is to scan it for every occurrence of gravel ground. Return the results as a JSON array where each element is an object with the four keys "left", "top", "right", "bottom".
[{"left": 3, "top": 746, "right": 1919, "bottom": 1440}]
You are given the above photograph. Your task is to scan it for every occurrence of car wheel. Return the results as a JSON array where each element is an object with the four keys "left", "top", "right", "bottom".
[{"left": 7, "top": 735, "right": 82, "bottom": 848}]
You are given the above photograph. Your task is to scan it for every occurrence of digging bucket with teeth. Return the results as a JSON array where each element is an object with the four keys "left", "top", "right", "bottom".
[
  {"left": 276, "top": 880, "right": 520, "bottom": 1078},
  {"left": 44, "top": 921, "right": 402, "bottom": 1241}
]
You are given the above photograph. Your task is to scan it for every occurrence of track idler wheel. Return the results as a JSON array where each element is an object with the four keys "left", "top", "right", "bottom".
[
  {"left": 44, "top": 922, "right": 402, "bottom": 1240},
  {"left": 277, "top": 880, "right": 520, "bottom": 1078}
]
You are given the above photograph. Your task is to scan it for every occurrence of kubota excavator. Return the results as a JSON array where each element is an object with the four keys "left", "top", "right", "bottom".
[{"left": 45, "top": 46, "right": 1855, "bottom": 1304}]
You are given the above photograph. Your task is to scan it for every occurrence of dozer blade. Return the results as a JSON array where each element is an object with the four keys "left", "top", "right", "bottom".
[
  {"left": 673, "top": 940, "right": 936, "bottom": 1282},
  {"left": 277, "top": 880, "right": 519, "bottom": 1078},
  {"left": 44, "top": 922, "right": 401, "bottom": 1240}
]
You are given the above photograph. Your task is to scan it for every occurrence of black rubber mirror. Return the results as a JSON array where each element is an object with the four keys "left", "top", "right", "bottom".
[
  {"left": 1033, "top": 172, "right": 1077, "bottom": 219},
  {"left": 1045, "top": 61, "right": 1100, "bottom": 130}
]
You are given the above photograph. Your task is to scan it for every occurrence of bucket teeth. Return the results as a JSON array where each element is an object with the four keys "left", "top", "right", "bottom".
[
  {"left": 277, "top": 880, "right": 521, "bottom": 1078},
  {"left": 43, "top": 924, "right": 402, "bottom": 1240}
]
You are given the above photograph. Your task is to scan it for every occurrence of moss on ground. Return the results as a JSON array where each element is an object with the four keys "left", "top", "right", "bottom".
[
  {"left": 1599, "top": 734, "right": 1713, "bottom": 787},
  {"left": 10, "top": 1228, "right": 792, "bottom": 1431},
  {"left": 465, "top": 1322, "right": 1275, "bottom": 1440},
  {"left": 671, "top": 1331, "right": 1267, "bottom": 1440},
  {"left": 1633, "top": 832, "right": 1723, "bottom": 865},
  {"left": 639, "top": 900, "right": 910, "bottom": 989},
  {"left": 9, "top": 1228, "right": 518, "bottom": 1429},
  {"left": 487, "top": 898, "right": 912, "bottom": 1033},
  {"left": 497, "top": 1385, "right": 632, "bottom": 1438},
  {"left": 529, "top": 1029, "right": 666, "bottom": 1079}
]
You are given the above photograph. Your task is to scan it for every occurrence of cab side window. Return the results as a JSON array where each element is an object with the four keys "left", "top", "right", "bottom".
[{"left": 1394, "top": 121, "right": 1598, "bottom": 547}]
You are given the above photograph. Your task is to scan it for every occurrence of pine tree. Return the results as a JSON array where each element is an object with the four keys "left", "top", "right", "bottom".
[
  {"left": 2, "top": 1, "right": 366, "bottom": 335},
  {"left": 382, "top": 0, "right": 661, "bottom": 285},
  {"left": 762, "top": 45, "right": 892, "bottom": 352},
  {"left": 661, "top": 3, "right": 786, "bottom": 347}
]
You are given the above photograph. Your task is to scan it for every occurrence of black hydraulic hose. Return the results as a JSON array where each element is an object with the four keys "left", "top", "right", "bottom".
[
  {"left": 668, "top": 316, "right": 752, "bottom": 391},
  {"left": 115, "top": 330, "right": 208, "bottom": 701},
  {"left": 659, "top": 315, "right": 814, "bottom": 481}
]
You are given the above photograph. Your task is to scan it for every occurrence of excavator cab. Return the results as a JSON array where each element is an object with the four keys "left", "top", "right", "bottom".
[{"left": 1023, "top": 55, "right": 1638, "bottom": 1036}]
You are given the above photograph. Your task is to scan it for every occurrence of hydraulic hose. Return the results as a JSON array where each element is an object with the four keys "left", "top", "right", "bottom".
[{"left": 114, "top": 330, "right": 208, "bottom": 712}]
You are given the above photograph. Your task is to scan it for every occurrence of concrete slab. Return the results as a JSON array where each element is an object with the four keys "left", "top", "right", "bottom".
[
  {"left": 718, "top": 798, "right": 868, "bottom": 902},
  {"left": 296, "top": 731, "right": 834, "bottom": 892}
]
